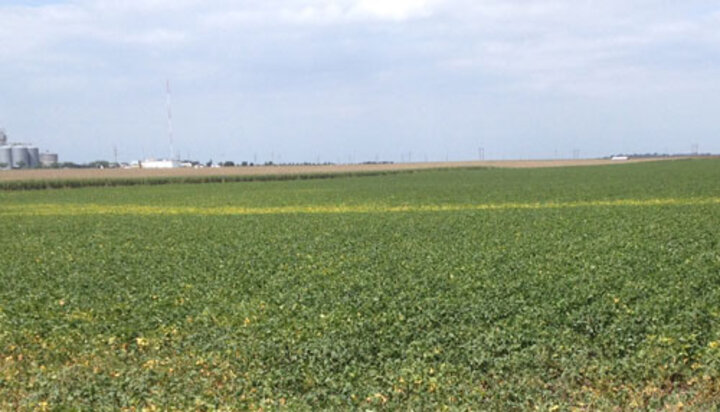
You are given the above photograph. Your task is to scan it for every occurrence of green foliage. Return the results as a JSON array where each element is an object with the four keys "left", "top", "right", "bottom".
[{"left": 1, "top": 159, "right": 719, "bottom": 409}]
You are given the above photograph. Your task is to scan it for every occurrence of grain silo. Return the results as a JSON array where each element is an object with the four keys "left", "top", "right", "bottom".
[
  {"left": 0, "top": 146, "right": 12, "bottom": 168},
  {"left": 11, "top": 146, "right": 30, "bottom": 168},
  {"left": 28, "top": 146, "right": 40, "bottom": 168},
  {"left": 39, "top": 153, "right": 59, "bottom": 167}
]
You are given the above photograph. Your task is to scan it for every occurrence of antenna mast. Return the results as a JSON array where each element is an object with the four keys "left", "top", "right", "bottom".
[{"left": 166, "top": 79, "right": 175, "bottom": 160}]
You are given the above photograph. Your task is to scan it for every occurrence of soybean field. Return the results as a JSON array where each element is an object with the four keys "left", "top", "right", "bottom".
[{"left": 1, "top": 159, "right": 719, "bottom": 409}]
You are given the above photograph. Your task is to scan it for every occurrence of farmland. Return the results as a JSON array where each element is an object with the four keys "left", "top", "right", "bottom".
[
  {"left": 0, "top": 157, "right": 681, "bottom": 186},
  {"left": 1, "top": 159, "right": 719, "bottom": 409}
]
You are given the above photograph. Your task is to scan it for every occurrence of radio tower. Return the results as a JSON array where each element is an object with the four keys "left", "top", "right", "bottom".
[{"left": 166, "top": 79, "right": 175, "bottom": 160}]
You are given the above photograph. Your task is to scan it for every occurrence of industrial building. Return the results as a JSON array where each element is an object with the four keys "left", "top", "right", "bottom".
[
  {"left": 0, "top": 128, "right": 58, "bottom": 169},
  {"left": 139, "top": 159, "right": 182, "bottom": 169}
]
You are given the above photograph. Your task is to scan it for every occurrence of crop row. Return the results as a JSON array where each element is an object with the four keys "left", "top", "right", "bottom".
[{"left": 1, "top": 160, "right": 719, "bottom": 409}]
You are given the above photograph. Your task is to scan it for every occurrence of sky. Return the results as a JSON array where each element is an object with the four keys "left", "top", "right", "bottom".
[{"left": 0, "top": 0, "right": 719, "bottom": 163}]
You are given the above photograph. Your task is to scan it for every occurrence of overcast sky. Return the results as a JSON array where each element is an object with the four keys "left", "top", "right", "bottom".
[{"left": 1, "top": 0, "right": 719, "bottom": 163}]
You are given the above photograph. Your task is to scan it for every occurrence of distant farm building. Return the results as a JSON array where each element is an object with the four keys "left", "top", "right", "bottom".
[
  {"left": 139, "top": 159, "right": 182, "bottom": 169},
  {"left": 0, "top": 128, "right": 58, "bottom": 169}
]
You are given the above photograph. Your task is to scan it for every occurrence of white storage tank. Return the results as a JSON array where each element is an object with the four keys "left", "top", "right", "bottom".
[
  {"left": 0, "top": 146, "right": 12, "bottom": 168},
  {"left": 11, "top": 146, "right": 30, "bottom": 168}
]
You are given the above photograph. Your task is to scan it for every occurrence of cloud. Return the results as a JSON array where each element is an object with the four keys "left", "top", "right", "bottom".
[
  {"left": 200, "top": 0, "right": 444, "bottom": 28},
  {"left": 276, "top": 0, "right": 445, "bottom": 23},
  {"left": 2, "top": 0, "right": 719, "bottom": 97},
  {"left": 1, "top": 0, "right": 719, "bottom": 161},
  {"left": 423, "top": 1, "right": 720, "bottom": 96},
  {"left": 350, "top": 0, "right": 441, "bottom": 20}
]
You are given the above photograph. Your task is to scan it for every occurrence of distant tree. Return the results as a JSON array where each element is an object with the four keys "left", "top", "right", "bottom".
[
  {"left": 0, "top": 162, "right": 7, "bottom": 168},
  {"left": 206, "top": 160, "right": 213, "bottom": 167},
  {"left": 88, "top": 160, "right": 111, "bottom": 169},
  {"left": 222, "top": 161, "right": 235, "bottom": 167},
  {"left": 241, "top": 161, "right": 248, "bottom": 167}
]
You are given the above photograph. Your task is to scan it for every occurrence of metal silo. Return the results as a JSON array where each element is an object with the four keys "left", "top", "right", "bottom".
[
  {"left": 40, "top": 153, "right": 59, "bottom": 167},
  {"left": 0, "top": 146, "right": 11, "bottom": 168},
  {"left": 11, "top": 146, "right": 30, "bottom": 168},
  {"left": 28, "top": 146, "right": 40, "bottom": 168}
]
